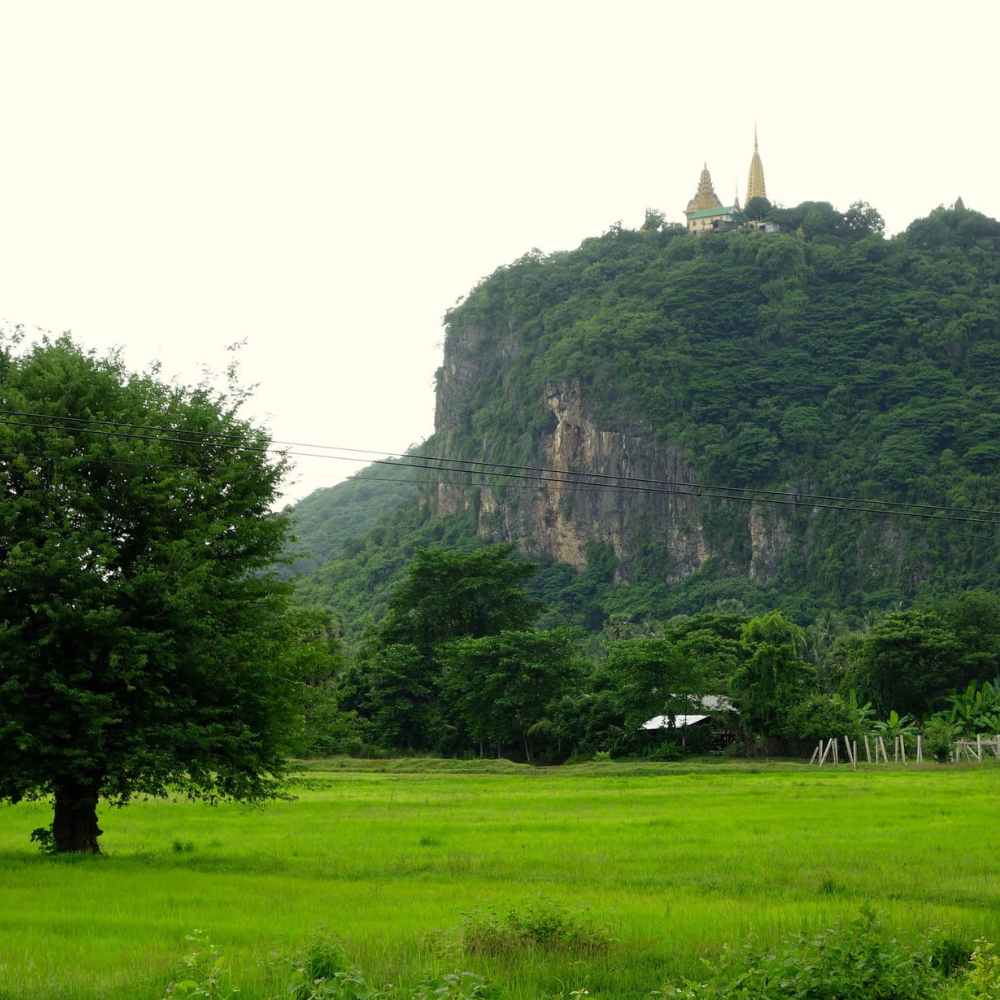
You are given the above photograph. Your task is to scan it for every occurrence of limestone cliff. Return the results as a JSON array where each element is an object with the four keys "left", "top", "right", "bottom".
[
  {"left": 292, "top": 205, "right": 1000, "bottom": 626},
  {"left": 431, "top": 330, "right": 791, "bottom": 586}
]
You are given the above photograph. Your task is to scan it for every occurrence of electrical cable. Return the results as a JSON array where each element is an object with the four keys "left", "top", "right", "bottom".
[
  {"left": 1, "top": 412, "right": 997, "bottom": 527},
  {"left": 4, "top": 408, "right": 998, "bottom": 520}
]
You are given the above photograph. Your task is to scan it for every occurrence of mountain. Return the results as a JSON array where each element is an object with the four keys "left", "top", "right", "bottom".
[{"left": 290, "top": 201, "right": 1000, "bottom": 637}]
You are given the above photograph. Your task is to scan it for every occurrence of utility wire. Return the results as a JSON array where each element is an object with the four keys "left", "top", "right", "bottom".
[
  {"left": 341, "top": 467, "right": 1000, "bottom": 527},
  {"left": 1, "top": 412, "right": 998, "bottom": 526},
  {"left": 4, "top": 409, "right": 998, "bottom": 520}
]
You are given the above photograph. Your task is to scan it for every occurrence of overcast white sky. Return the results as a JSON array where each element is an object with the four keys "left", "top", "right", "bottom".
[{"left": 1, "top": 1, "right": 997, "bottom": 502}]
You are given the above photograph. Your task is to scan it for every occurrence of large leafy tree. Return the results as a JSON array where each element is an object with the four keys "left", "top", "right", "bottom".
[
  {"left": 377, "top": 544, "right": 540, "bottom": 656},
  {"left": 850, "top": 609, "right": 964, "bottom": 716},
  {"left": 730, "top": 611, "right": 813, "bottom": 741},
  {"left": 0, "top": 336, "right": 297, "bottom": 852},
  {"left": 439, "top": 628, "right": 580, "bottom": 761},
  {"left": 341, "top": 544, "right": 542, "bottom": 752}
]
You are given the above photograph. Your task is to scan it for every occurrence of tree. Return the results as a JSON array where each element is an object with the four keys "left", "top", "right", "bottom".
[
  {"left": 344, "top": 545, "right": 543, "bottom": 753},
  {"left": 730, "top": 611, "right": 812, "bottom": 743},
  {"left": 439, "top": 628, "right": 580, "bottom": 761},
  {"left": 843, "top": 201, "right": 886, "bottom": 237},
  {"left": 285, "top": 605, "right": 359, "bottom": 757},
  {"left": 743, "top": 196, "right": 772, "bottom": 220},
  {"left": 604, "top": 637, "right": 698, "bottom": 733},
  {"left": 341, "top": 643, "right": 441, "bottom": 751},
  {"left": 0, "top": 336, "right": 297, "bottom": 852},
  {"left": 377, "top": 545, "right": 541, "bottom": 658},
  {"left": 851, "top": 610, "right": 963, "bottom": 716}
]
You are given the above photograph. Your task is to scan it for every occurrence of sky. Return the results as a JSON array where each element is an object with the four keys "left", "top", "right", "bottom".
[{"left": 1, "top": 0, "right": 997, "bottom": 503}]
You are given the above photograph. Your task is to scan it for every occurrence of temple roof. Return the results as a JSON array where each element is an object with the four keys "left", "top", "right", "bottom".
[
  {"left": 746, "top": 127, "right": 767, "bottom": 203},
  {"left": 687, "top": 205, "right": 739, "bottom": 220},
  {"left": 686, "top": 164, "right": 723, "bottom": 214}
]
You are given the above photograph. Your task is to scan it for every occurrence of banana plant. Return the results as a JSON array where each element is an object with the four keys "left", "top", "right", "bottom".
[
  {"left": 946, "top": 679, "right": 1000, "bottom": 736},
  {"left": 873, "top": 709, "right": 919, "bottom": 745}
]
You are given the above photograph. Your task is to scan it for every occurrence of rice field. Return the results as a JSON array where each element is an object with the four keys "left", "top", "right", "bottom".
[{"left": 1, "top": 759, "right": 998, "bottom": 998}]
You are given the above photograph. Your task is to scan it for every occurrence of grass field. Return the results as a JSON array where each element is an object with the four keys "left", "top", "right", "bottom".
[{"left": 1, "top": 759, "right": 999, "bottom": 998}]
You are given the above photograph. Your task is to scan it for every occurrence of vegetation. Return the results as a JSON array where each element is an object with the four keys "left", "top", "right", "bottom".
[
  {"left": 0, "top": 337, "right": 301, "bottom": 852},
  {"left": 295, "top": 543, "right": 1000, "bottom": 761},
  {"left": 291, "top": 201, "right": 1000, "bottom": 632},
  {"left": 2, "top": 763, "right": 1000, "bottom": 998}
]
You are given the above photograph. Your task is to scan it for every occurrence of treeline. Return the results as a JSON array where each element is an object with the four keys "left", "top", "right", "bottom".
[{"left": 291, "top": 545, "right": 1000, "bottom": 763}]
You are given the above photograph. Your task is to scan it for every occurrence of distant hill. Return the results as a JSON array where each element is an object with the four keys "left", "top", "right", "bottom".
[{"left": 288, "top": 201, "right": 1000, "bottom": 638}]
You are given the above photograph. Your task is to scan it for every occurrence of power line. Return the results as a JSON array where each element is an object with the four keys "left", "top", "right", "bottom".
[
  {"left": 7, "top": 408, "right": 999, "bottom": 520},
  {"left": 1, "top": 411, "right": 998, "bottom": 527},
  {"left": 346, "top": 469, "right": 1000, "bottom": 528},
  {"left": 313, "top": 444, "right": 1000, "bottom": 519}
]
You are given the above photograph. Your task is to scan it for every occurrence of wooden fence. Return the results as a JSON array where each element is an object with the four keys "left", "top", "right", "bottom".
[{"left": 810, "top": 733, "right": 1000, "bottom": 766}]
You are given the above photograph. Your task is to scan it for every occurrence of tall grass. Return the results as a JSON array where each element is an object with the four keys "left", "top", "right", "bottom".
[{"left": 0, "top": 762, "right": 998, "bottom": 998}]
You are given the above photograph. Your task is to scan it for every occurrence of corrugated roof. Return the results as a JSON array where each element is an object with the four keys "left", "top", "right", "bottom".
[
  {"left": 686, "top": 205, "right": 738, "bottom": 220},
  {"left": 642, "top": 714, "right": 709, "bottom": 730}
]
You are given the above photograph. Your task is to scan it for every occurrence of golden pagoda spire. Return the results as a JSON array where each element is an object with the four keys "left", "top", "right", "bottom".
[
  {"left": 746, "top": 125, "right": 767, "bottom": 204},
  {"left": 686, "top": 163, "right": 723, "bottom": 213}
]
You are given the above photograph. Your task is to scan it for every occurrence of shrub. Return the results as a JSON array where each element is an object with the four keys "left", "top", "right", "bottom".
[
  {"left": 945, "top": 940, "right": 1000, "bottom": 999},
  {"left": 924, "top": 715, "right": 961, "bottom": 762},
  {"left": 286, "top": 935, "right": 361, "bottom": 1000},
  {"left": 462, "top": 901, "right": 611, "bottom": 958},
  {"left": 409, "top": 972, "right": 496, "bottom": 999},
  {"left": 656, "top": 909, "right": 952, "bottom": 999},
  {"left": 162, "top": 931, "right": 239, "bottom": 999}
]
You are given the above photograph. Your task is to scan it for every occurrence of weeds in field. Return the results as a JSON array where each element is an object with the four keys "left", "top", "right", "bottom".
[
  {"left": 461, "top": 900, "right": 611, "bottom": 957},
  {"left": 945, "top": 940, "right": 1000, "bottom": 999},
  {"left": 269, "top": 932, "right": 494, "bottom": 1000},
  {"left": 656, "top": 908, "right": 971, "bottom": 999},
  {"left": 162, "top": 930, "right": 239, "bottom": 998},
  {"left": 409, "top": 972, "right": 495, "bottom": 999}
]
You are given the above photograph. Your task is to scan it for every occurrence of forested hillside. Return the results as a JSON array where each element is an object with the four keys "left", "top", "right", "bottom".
[{"left": 291, "top": 201, "right": 1000, "bottom": 638}]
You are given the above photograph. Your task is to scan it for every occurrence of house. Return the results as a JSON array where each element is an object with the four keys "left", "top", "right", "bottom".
[{"left": 641, "top": 695, "right": 737, "bottom": 750}]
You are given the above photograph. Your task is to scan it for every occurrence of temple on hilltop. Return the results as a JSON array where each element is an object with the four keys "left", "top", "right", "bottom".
[{"left": 685, "top": 129, "right": 777, "bottom": 234}]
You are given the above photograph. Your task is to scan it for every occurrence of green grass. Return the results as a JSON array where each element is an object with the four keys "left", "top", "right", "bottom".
[{"left": 1, "top": 761, "right": 999, "bottom": 998}]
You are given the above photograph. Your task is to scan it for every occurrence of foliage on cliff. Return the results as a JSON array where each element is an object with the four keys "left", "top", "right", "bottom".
[{"left": 291, "top": 201, "right": 1000, "bottom": 633}]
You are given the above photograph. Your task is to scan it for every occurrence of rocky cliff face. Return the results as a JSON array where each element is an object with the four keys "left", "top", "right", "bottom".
[{"left": 431, "top": 324, "right": 793, "bottom": 584}]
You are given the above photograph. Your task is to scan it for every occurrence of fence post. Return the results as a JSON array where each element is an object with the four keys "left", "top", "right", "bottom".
[{"left": 864, "top": 734, "right": 872, "bottom": 764}]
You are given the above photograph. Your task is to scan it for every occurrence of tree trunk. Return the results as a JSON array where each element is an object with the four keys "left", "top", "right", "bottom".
[{"left": 52, "top": 782, "right": 102, "bottom": 853}]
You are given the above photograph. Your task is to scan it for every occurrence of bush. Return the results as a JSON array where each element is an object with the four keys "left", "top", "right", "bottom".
[
  {"left": 943, "top": 940, "right": 1000, "bottom": 999},
  {"left": 410, "top": 972, "right": 496, "bottom": 999},
  {"left": 162, "top": 931, "right": 239, "bottom": 999},
  {"left": 462, "top": 901, "right": 611, "bottom": 957},
  {"left": 288, "top": 934, "right": 352, "bottom": 999},
  {"left": 645, "top": 742, "right": 685, "bottom": 762},
  {"left": 656, "top": 909, "right": 956, "bottom": 999},
  {"left": 924, "top": 715, "right": 961, "bottom": 763}
]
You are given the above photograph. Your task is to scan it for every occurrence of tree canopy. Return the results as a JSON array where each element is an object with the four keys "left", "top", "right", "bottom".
[
  {"left": 291, "top": 201, "right": 1000, "bottom": 632},
  {"left": 0, "top": 337, "right": 298, "bottom": 851}
]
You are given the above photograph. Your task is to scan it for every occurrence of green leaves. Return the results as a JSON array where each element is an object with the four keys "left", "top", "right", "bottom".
[{"left": 0, "top": 337, "right": 299, "bottom": 843}]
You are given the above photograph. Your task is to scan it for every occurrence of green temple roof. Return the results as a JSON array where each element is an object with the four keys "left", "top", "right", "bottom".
[{"left": 686, "top": 205, "right": 739, "bottom": 220}]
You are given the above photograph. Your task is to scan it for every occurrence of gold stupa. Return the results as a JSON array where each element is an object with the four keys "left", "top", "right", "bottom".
[
  {"left": 686, "top": 164, "right": 723, "bottom": 213},
  {"left": 746, "top": 126, "right": 767, "bottom": 203}
]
